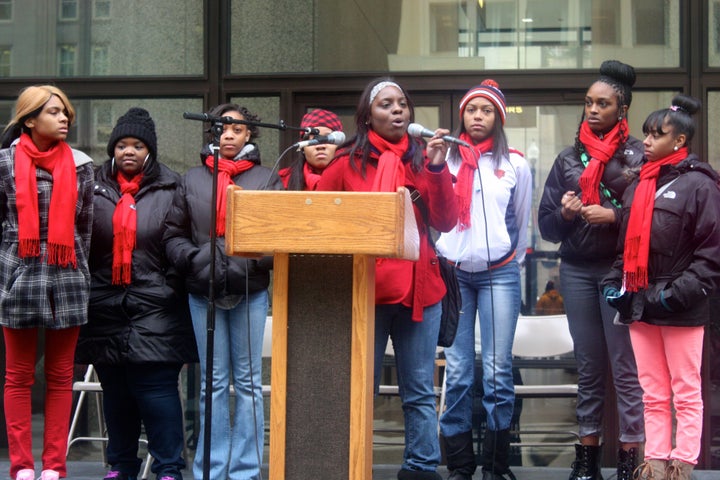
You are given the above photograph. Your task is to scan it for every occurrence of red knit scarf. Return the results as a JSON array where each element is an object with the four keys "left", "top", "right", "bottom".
[
  {"left": 455, "top": 132, "right": 493, "bottom": 230},
  {"left": 623, "top": 147, "right": 688, "bottom": 292},
  {"left": 578, "top": 118, "right": 628, "bottom": 205},
  {"left": 204, "top": 155, "right": 255, "bottom": 236},
  {"left": 303, "top": 162, "right": 323, "bottom": 191},
  {"left": 368, "top": 129, "right": 408, "bottom": 192},
  {"left": 14, "top": 133, "right": 78, "bottom": 268},
  {"left": 112, "top": 172, "right": 143, "bottom": 285}
]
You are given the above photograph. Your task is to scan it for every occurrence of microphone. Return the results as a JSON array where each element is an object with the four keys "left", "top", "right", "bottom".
[
  {"left": 294, "top": 131, "right": 345, "bottom": 150},
  {"left": 183, "top": 112, "right": 219, "bottom": 122},
  {"left": 407, "top": 123, "right": 471, "bottom": 148}
]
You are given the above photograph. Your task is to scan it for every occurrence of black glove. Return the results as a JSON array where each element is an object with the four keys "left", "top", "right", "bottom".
[{"left": 604, "top": 286, "right": 633, "bottom": 316}]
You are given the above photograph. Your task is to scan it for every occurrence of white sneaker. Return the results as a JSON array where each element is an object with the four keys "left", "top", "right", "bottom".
[
  {"left": 39, "top": 470, "right": 59, "bottom": 480},
  {"left": 15, "top": 469, "right": 34, "bottom": 480}
]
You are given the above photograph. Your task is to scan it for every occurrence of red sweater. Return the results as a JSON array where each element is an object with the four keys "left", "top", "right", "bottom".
[{"left": 317, "top": 152, "right": 458, "bottom": 321}]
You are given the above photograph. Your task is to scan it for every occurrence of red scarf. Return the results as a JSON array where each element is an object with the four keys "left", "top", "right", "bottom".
[
  {"left": 455, "top": 132, "right": 493, "bottom": 230},
  {"left": 578, "top": 118, "right": 628, "bottom": 205},
  {"left": 14, "top": 133, "right": 78, "bottom": 268},
  {"left": 204, "top": 155, "right": 255, "bottom": 236},
  {"left": 277, "top": 164, "right": 322, "bottom": 191},
  {"left": 112, "top": 172, "right": 143, "bottom": 285},
  {"left": 623, "top": 147, "right": 688, "bottom": 292},
  {"left": 368, "top": 129, "right": 408, "bottom": 192}
]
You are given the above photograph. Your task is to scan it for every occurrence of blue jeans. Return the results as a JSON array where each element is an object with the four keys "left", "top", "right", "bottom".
[
  {"left": 560, "top": 260, "right": 644, "bottom": 442},
  {"left": 374, "top": 302, "right": 441, "bottom": 473},
  {"left": 440, "top": 261, "right": 520, "bottom": 435},
  {"left": 94, "top": 363, "right": 185, "bottom": 479},
  {"left": 189, "top": 290, "right": 268, "bottom": 480}
]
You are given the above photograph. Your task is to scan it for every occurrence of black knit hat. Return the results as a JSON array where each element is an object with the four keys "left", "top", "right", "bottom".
[{"left": 107, "top": 107, "right": 157, "bottom": 160}]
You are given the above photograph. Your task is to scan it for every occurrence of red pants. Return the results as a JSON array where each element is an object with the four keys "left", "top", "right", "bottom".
[{"left": 3, "top": 327, "right": 79, "bottom": 478}]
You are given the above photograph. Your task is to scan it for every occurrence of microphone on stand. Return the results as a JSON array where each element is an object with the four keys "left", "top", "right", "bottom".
[
  {"left": 407, "top": 123, "right": 471, "bottom": 148},
  {"left": 293, "top": 131, "right": 346, "bottom": 150}
]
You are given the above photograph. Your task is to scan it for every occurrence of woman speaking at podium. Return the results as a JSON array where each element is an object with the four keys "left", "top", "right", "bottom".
[{"left": 318, "top": 78, "right": 458, "bottom": 480}]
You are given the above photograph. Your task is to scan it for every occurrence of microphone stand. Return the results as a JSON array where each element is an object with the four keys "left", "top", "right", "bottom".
[{"left": 181, "top": 112, "right": 307, "bottom": 480}]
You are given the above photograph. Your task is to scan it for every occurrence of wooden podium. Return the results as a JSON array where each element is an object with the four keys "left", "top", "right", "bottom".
[{"left": 225, "top": 187, "right": 419, "bottom": 480}]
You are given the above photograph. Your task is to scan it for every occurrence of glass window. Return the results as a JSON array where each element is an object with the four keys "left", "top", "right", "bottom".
[
  {"left": 59, "top": 0, "right": 77, "bottom": 21},
  {"left": 0, "top": 0, "right": 203, "bottom": 77},
  {"left": 0, "top": 46, "right": 9, "bottom": 76},
  {"left": 0, "top": 0, "right": 11, "bottom": 21},
  {"left": 230, "top": 0, "right": 680, "bottom": 74},
  {"left": 709, "top": 0, "right": 720, "bottom": 67},
  {"left": 73, "top": 98, "right": 204, "bottom": 174},
  {"left": 58, "top": 44, "right": 76, "bottom": 76},
  {"left": 93, "top": 0, "right": 111, "bottom": 19},
  {"left": 706, "top": 92, "right": 720, "bottom": 171},
  {"left": 91, "top": 45, "right": 109, "bottom": 75}
]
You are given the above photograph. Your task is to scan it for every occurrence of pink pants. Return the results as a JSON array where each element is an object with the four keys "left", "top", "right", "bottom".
[
  {"left": 628, "top": 321, "right": 704, "bottom": 464},
  {"left": 3, "top": 326, "right": 80, "bottom": 478}
]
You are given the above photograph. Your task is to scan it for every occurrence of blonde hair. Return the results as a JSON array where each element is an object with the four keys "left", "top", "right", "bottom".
[{"left": 2, "top": 85, "right": 75, "bottom": 144}]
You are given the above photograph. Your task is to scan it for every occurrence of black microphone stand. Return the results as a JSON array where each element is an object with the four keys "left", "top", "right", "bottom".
[{"left": 181, "top": 112, "right": 308, "bottom": 480}]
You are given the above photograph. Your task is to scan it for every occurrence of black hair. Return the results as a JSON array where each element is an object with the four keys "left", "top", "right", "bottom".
[
  {"left": 204, "top": 103, "right": 261, "bottom": 144},
  {"left": 343, "top": 77, "right": 424, "bottom": 177},
  {"left": 574, "top": 60, "right": 636, "bottom": 155},
  {"left": 642, "top": 94, "right": 701, "bottom": 145}
]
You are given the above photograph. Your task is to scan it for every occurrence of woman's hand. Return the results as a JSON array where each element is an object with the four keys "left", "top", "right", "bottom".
[
  {"left": 560, "top": 191, "right": 583, "bottom": 221},
  {"left": 580, "top": 204, "right": 615, "bottom": 224},
  {"left": 426, "top": 128, "right": 450, "bottom": 165}
]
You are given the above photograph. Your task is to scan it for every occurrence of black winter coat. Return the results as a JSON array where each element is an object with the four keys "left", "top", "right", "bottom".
[
  {"left": 76, "top": 160, "right": 198, "bottom": 365},
  {"left": 601, "top": 155, "right": 720, "bottom": 327},
  {"left": 538, "top": 136, "right": 644, "bottom": 263},
  {"left": 163, "top": 144, "right": 283, "bottom": 298}
]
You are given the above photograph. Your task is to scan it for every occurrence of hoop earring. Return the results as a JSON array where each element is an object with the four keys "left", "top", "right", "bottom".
[
  {"left": 142, "top": 153, "right": 150, "bottom": 169},
  {"left": 111, "top": 157, "right": 117, "bottom": 175}
]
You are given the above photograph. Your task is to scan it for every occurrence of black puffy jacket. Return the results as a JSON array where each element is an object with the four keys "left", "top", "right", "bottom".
[
  {"left": 76, "top": 160, "right": 198, "bottom": 365},
  {"left": 163, "top": 144, "right": 283, "bottom": 298},
  {"left": 601, "top": 155, "right": 720, "bottom": 326},
  {"left": 538, "top": 136, "right": 644, "bottom": 262}
]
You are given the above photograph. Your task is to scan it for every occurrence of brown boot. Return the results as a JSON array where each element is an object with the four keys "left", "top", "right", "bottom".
[
  {"left": 633, "top": 459, "right": 667, "bottom": 480},
  {"left": 665, "top": 459, "right": 694, "bottom": 480}
]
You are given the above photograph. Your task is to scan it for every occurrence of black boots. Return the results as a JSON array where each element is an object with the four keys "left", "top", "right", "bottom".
[
  {"left": 569, "top": 444, "right": 603, "bottom": 480},
  {"left": 616, "top": 447, "right": 638, "bottom": 480},
  {"left": 480, "top": 429, "right": 516, "bottom": 480},
  {"left": 442, "top": 431, "right": 476, "bottom": 480}
]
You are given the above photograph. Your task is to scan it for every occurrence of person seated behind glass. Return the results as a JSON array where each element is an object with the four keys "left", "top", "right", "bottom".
[{"left": 535, "top": 280, "right": 565, "bottom": 315}]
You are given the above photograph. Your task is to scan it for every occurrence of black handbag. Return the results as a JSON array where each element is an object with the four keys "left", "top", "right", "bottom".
[{"left": 408, "top": 188, "right": 461, "bottom": 347}]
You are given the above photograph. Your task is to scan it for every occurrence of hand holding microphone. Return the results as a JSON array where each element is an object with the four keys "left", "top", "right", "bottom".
[
  {"left": 407, "top": 123, "right": 471, "bottom": 148},
  {"left": 293, "top": 131, "right": 346, "bottom": 150}
]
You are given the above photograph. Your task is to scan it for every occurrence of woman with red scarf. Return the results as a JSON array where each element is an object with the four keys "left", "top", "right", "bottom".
[
  {"left": 75, "top": 108, "right": 197, "bottom": 480},
  {"left": 538, "top": 60, "right": 646, "bottom": 480},
  {"left": 435, "top": 80, "right": 532, "bottom": 480},
  {"left": 163, "top": 103, "right": 282, "bottom": 480},
  {"left": 0, "top": 85, "right": 94, "bottom": 480},
  {"left": 279, "top": 108, "right": 344, "bottom": 190},
  {"left": 602, "top": 95, "right": 720, "bottom": 480},
  {"left": 317, "top": 78, "right": 457, "bottom": 480}
]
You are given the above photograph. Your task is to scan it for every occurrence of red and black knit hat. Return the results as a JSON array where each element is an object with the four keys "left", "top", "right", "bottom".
[
  {"left": 458, "top": 79, "right": 507, "bottom": 125},
  {"left": 299, "top": 109, "right": 343, "bottom": 138}
]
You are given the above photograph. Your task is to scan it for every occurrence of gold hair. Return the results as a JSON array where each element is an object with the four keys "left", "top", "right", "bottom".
[{"left": 3, "top": 85, "right": 75, "bottom": 134}]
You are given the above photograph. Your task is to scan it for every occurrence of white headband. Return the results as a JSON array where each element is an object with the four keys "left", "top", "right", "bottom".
[{"left": 369, "top": 81, "right": 402, "bottom": 105}]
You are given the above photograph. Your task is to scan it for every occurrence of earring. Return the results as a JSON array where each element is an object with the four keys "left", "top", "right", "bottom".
[
  {"left": 673, "top": 145, "right": 679, "bottom": 151},
  {"left": 618, "top": 116, "right": 623, "bottom": 121},
  {"left": 111, "top": 157, "right": 117, "bottom": 175},
  {"left": 142, "top": 153, "right": 150, "bottom": 169}
]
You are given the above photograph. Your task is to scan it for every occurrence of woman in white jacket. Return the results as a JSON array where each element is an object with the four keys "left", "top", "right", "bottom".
[{"left": 436, "top": 80, "right": 532, "bottom": 480}]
